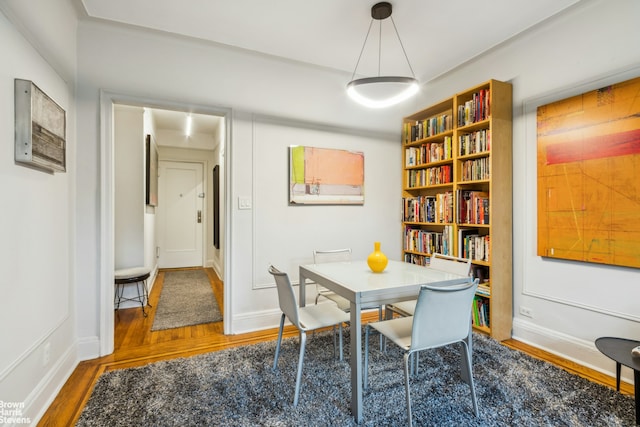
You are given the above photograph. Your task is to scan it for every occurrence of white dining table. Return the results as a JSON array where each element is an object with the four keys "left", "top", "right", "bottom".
[{"left": 298, "top": 259, "right": 472, "bottom": 423}]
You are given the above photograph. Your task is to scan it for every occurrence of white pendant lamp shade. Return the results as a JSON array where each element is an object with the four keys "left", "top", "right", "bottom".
[
  {"left": 347, "top": 2, "right": 419, "bottom": 108},
  {"left": 347, "top": 76, "right": 419, "bottom": 109}
]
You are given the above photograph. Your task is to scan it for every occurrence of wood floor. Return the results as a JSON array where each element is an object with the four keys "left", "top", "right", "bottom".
[{"left": 38, "top": 268, "right": 632, "bottom": 426}]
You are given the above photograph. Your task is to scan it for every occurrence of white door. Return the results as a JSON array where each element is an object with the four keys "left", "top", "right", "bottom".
[{"left": 157, "top": 161, "right": 204, "bottom": 268}]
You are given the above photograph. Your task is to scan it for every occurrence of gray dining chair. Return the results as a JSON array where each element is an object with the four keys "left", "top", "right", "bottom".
[
  {"left": 313, "top": 248, "right": 353, "bottom": 309},
  {"left": 269, "top": 265, "right": 350, "bottom": 407},
  {"left": 364, "top": 279, "right": 480, "bottom": 426},
  {"left": 313, "top": 248, "right": 383, "bottom": 320},
  {"left": 385, "top": 253, "right": 471, "bottom": 318}
]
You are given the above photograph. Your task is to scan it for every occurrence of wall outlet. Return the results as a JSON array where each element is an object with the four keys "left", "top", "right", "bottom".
[
  {"left": 519, "top": 306, "right": 533, "bottom": 318},
  {"left": 43, "top": 342, "right": 51, "bottom": 366},
  {"left": 238, "top": 197, "right": 252, "bottom": 210}
]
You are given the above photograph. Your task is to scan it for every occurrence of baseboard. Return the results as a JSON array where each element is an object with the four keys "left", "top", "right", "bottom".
[
  {"left": 76, "top": 335, "right": 101, "bottom": 361},
  {"left": 26, "top": 342, "right": 78, "bottom": 426},
  {"left": 512, "top": 318, "right": 635, "bottom": 384},
  {"left": 230, "top": 308, "right": 283, "bottom": 335}
]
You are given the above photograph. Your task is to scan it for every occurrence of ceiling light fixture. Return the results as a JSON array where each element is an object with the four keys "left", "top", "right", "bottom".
[
  {"left": 347, "top": 2, "right": 419, "bottom": 109},
  {"left": 185, "top": 114, "right": 192, "bottom": 137}
]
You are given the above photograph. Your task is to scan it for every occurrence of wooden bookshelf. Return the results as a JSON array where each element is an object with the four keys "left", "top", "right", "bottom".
[{"left": 401, "top": 79, "right": 513, "bottom": 340}]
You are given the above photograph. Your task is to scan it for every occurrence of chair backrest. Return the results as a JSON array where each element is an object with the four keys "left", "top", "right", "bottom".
[
  {"left": 268, "top": 265, "right": 301, "bottom": 328},
  {"left": 411, "top": 279, "right": 479, "bottom": 351},
  {"left": 429, "top": 253, "right": 472, "bottom": 277},
  {"left": 313, "top": 248, "right": 352, "bottom": 264}
]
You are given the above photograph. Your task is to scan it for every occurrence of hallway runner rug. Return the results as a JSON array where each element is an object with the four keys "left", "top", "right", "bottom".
[
  {"left": 151, "top": 269, "right": 222, "bottom": 331},
  {"left": 77, "top": 330, "right": 634, "bottom": 426}
]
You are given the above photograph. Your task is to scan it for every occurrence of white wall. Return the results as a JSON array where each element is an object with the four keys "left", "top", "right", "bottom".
[
  {"left": 230, "top": 115, "right": 401, "bottom": 332},
  {"left": 0, "top": 0, "right": 78, "bottom": 423},
  {"left": 114, "top": 105, "right": 144, "bottom": 268},
  {"left": 411, "top": 0, "right": 640, "bottom": 382}
]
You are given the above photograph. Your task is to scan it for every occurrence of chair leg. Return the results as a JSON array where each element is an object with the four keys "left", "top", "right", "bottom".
[
  {"left": 403, "top": 352, "right": 414, "bottom": 427},
  {"left": 460, "top": 324, "right": 473, "bottom": 384},
  {"left": 135, "top": 281, "right": 147, "bottom": 317},
  {"left": 338, "top": 322, "right": 344, "bottom": 361},
  {"left": 273, "top": 314, "right": 286, "bottom": 370},
  {"left": 293, "top": 330, "right": 307, "bottom": 407},
  {"left": 143, "top": 278, "right": 152, "bottom": 308},
  {"left": 461, "top": 340, "right": 479, "bottom": 417}
]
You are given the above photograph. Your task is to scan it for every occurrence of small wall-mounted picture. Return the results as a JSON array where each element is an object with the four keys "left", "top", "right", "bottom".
[
  {"left": 146, "top": 134, "right": 158, "bottom": 206},
  {"left": 14, "top": 79, "right": 66, "bottom": 173},
  {"left": 289, "top": 145, "right": 364, "bottom": 205}
]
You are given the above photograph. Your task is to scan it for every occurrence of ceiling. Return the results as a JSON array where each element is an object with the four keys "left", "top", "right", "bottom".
[
  {"left": 149, "top": 108, "right": 221, "bottom": 149},
  {"left": 81, "top": 0, "right": 581, "bottom": 136}
]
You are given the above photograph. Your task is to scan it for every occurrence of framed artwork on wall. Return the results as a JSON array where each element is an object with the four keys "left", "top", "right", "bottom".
[
  {"left": 213, "top": 165, "right": 220, "bottom": 249},
  {"left": 14, "top": 79, "right": 66, "bottom": 173},
  {"left": 289, "top": 145, "right": 364, "bottom": 205},
  {"left": 146, "top": 134, "right": 158, "bottom": 206},
  {"left": 537, "top": 75, "right": 640, "bottom": 268}
]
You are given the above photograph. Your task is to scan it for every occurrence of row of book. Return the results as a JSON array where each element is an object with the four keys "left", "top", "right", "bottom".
[
  {"left": 457, "top": 190, "right": 489, "bottom": 225},
  {"left": 402, "top": 192, "right": 454, "bottom": 223},
  {"left": 460, "top": 157, "right": 490, "bottom": 181},
  {"left": 404, "top": 225, "right": 453, "bottom": 255},
  {"left": 404, "top": 253, "right": 430, "bottom": 266},
  {"left": 457, "top": 89, "right": 491, "bottom": 127},
  {"left": 404, "top": 137, "right": 453, "bottom": 166},
  {"left": 472, "top": 296, "right": 490, "bottom": 328},
  {"left": 459, "top": 129, "right": 491, "bottom": 156},
  {"left": 406, "top": 165, "right": 453, "bottom": 188},
  {"left": 459, "top": 230, "right": 490, "bottom": 262},
  {"left": 404, "top": 114, "right": 453, "bottom": 143}
]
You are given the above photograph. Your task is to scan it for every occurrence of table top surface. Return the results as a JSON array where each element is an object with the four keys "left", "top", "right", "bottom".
[
  {"left": 300, "top": 260, "right": 470, "bottom": 294},
  {"left": 595, "top": 337, "right": 640, "bottom": 370}
]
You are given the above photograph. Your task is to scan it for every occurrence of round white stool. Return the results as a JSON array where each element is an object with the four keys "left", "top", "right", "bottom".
[{"left": 114, "top": 267, "right": 152, "bottom": 317}]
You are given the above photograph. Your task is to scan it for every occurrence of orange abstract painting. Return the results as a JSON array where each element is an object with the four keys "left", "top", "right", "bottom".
[
  {"left": 289, "top": 146, "right": 364, "bottom": 205},
  {"left": 537, "top": 76, "right": 640, "bottom": 268}
]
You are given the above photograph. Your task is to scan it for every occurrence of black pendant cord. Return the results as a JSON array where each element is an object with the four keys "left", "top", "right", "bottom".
[
  {"left": 350, "top": 18, "right": 374, "bottom": 81},
  {"left": 390, "top": 16, "right": 416, "bottom": 79}
]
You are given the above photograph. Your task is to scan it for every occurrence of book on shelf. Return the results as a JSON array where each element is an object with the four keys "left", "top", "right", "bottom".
[
  {"left": 456, "top": 190, "right": 489, "bottom": 224},
  {"left": 458, "top": 229, "right": 490, "bottom": 262},
  {"left": 404, "top": 113, "right": 453, "bottom": 144},
  {"left": 476, "top": 284, "right": 491, "bottom": 297},
  {"left": 460, "top": 157, "right": 490, "bottom": 181},
  {"left": 404, "top": 137, "right": 454, "bottom": 167},
  {"left": 459, "top": 129, "right": 491, "bottom": 156},
  {"left": 472, "top": 296, "right": 490, "bottom": 328},
  {"left": 457, "top": 89, "right": 491, "bottom": 127},
  {"left": 403, "top": 225, "right": 453, "bottom": 256}
]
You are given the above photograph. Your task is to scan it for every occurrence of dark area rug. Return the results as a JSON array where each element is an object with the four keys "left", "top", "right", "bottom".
[
  {"left": 77, "top": 330, "right": 634, "bottom": 426},
  {"left": 151, "top": 269, "right": 222, "bottom": 331}
]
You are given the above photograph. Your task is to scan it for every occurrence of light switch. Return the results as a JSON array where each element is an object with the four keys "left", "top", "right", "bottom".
[{"left": 238, "top": 197, "right": 252, "bottom": 210}]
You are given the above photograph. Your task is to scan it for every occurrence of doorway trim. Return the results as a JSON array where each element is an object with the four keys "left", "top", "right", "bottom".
[{"left": 99, "top": 90, "right": 233, "bottom": 355}]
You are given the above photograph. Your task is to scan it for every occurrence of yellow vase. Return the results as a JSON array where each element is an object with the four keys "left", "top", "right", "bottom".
[{"left": 367, "top": 241, "right": 388, "bottom": 273}]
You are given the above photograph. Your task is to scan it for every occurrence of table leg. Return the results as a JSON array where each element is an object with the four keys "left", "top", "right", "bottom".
[
  {"left": 634, "top": 370, "right": 640, "bottom": 425},
  {"left": 298, "top": 268, "right": 307, "bottom": 308},
  {"left": 617, "top": 362, "right": 621, "bottom": 392},
  {"left": 350, "top": 300, "right": 363, "bottom": 424}
]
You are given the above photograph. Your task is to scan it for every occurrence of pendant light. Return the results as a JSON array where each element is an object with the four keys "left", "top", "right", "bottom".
[{"left": 347, "top": 2, "right": 419, "bottom": 108}]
